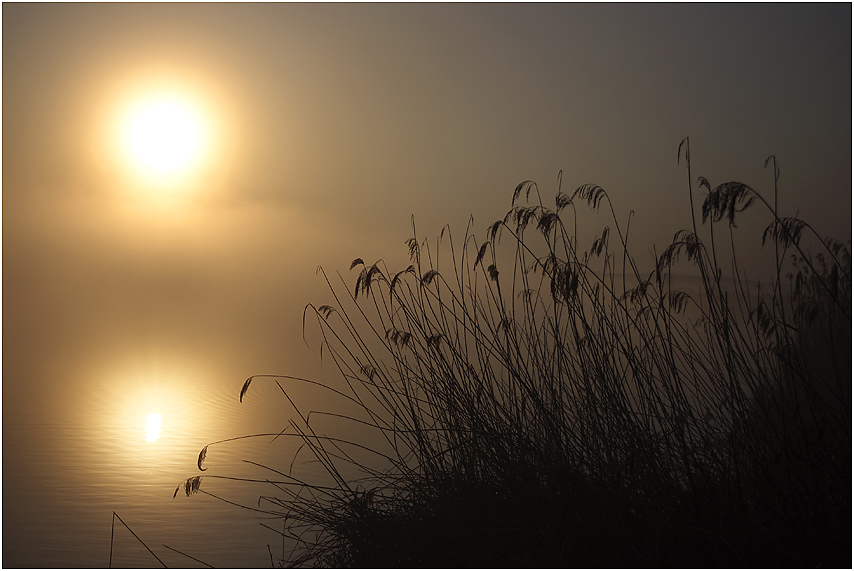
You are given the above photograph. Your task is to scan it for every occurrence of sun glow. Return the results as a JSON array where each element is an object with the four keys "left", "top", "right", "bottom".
[
  {"left": 121, "top": 94, "right": 209, "bottom": 183},
  {"left": 145, "top": 412, "right": 162, "bottom": 442},
  {"left": 96, "top": 71, "right": 241, "bottom": 205}
]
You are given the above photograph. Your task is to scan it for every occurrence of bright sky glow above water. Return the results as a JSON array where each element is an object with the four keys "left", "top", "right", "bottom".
[{"left": 123, "top": 98, "right": 205, "bottom": 178}]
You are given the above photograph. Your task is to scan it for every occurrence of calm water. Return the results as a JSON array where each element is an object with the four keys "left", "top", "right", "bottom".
[
  {"left": 3, "top": 346, "right": 334, "bottom": 568},
  {"left": 1, "top": 226, "right": 760, "bottom": 570},
  {"left": 3, "top": 196, "right": 411, "bottom": 568}
]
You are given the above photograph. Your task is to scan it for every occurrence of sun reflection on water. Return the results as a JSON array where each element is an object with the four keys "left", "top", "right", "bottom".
[
  {"left": 33, "top": 348, "right": 315, "bottom": 567},
  {"left": 145, "top": 412, "right": 162, "bottom": 442}
]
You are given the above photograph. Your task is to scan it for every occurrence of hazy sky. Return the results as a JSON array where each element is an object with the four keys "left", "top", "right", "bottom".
[{"left": 3, "top": 3, "right": 851, "bottom": 419}]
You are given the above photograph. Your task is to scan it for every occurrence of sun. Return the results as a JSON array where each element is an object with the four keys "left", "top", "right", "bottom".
[{"left": 122, "top": 95, "right": 207, "bottom": 180}]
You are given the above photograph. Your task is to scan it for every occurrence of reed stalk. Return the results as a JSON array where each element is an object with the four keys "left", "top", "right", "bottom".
[{"left": 178, "top": 144, "right": 851, "bottom": 567}]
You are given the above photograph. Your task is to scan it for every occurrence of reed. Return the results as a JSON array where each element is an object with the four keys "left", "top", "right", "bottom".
[{"left": 178, "top": 139, "right": 851, "bottom": 567}]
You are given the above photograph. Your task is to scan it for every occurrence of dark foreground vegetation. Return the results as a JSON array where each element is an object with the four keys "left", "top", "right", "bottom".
[{"left": 179, "top": 140, "right": 851, "bottom": 567}]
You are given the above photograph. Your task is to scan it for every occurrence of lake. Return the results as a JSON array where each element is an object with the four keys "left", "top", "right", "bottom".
[
  {"left": 2, "top": 333, "right": 340, "bottom": 568},
  {"left": 0, "top": 191, "right": 778, "bottom": 569},
  {"left": 2, "top": 196, "right": 382, "bottom": 568}
]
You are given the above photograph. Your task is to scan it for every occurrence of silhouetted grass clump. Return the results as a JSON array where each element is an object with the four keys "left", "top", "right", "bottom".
[{"left": 179, "top": 139, "right": 851, "bottom": 567}]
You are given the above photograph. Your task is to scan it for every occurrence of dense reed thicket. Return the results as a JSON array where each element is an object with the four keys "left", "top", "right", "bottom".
[{"left": 179, "top": 140, "right": 851, "bottom": 567}]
